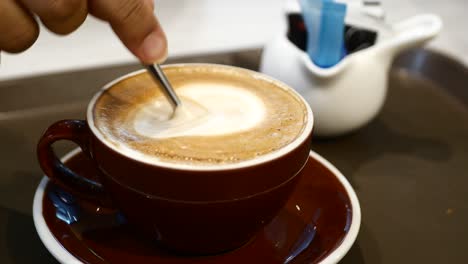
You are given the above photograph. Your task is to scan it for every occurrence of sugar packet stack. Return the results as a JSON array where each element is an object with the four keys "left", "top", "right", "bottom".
[{"left": 300, "top": 0, "right": 347, "bottom": 68}]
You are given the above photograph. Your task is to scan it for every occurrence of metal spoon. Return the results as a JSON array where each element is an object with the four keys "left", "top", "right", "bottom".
[{"left": 145, "top": 64, "right": 181, "bottom": 112}]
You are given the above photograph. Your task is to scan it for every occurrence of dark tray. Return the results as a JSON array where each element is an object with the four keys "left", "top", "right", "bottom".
[
  {"left": 312, "top": 49, "right": 468, "bottom": 263},
  {"left": 0, "top": 48, "right": 466, "bottom": 263}
]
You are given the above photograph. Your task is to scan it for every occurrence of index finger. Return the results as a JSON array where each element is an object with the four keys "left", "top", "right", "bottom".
[{"left": 89, "top": 0, "right": 167, "bottom": 64}]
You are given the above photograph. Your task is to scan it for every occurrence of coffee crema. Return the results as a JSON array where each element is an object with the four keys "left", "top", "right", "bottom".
[{"left": 93, "top": 65, "right": 307, "bottom": 166}]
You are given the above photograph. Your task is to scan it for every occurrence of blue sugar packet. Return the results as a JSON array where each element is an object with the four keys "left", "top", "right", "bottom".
[{"left": 300, "top": 0, "right": 347, "bottom": 68}]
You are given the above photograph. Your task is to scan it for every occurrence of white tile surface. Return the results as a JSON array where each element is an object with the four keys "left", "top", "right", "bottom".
[{"left": 0, "top": 0, "right": 466, "bottom": 82}]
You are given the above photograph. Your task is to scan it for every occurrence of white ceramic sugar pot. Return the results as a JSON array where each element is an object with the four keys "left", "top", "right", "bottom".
[{"left": 260, "top": 4, "right": 442, "bottom": 137}]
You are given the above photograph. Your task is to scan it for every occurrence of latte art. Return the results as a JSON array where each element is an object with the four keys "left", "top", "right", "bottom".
[
  {"left": 93, "top": 65, "right": 308, "bottom": 166},
  {"left": 133, "top": 82, "right": 266, "bottom": 139}
]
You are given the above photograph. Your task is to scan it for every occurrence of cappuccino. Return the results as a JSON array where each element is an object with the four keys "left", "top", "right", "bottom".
[{"left": 92, "top": 65, "right": 308, "bottom": 166}]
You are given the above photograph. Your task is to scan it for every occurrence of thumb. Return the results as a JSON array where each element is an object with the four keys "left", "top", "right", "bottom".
[{"left": 89, "top": 0, "right": 167, "bottom": 64}]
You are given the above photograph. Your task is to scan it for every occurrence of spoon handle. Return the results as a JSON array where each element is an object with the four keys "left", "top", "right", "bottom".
[{"left": 146, "top": 64, "right": 181, "bottom": 110}]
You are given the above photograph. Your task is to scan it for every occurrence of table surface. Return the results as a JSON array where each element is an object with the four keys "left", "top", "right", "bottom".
[{"left": 0, "top": 48, "right": 467, "bottom": 263}]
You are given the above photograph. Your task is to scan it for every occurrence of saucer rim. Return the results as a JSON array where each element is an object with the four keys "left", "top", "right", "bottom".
[{"left": 33, "top": 148, "right": 361, "bottom": 264}]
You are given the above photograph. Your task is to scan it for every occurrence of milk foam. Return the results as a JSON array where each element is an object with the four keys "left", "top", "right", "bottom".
[
  {"left": 92, "top": 65, "right": 309, "bottom": 167},
  {"left": 133, "top": 82, "right": 266, "bottom": 139}
]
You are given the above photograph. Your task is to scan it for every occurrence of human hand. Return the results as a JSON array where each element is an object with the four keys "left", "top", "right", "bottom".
[{"left": 0, "top": 0, "right": 167, "bottom": 64}]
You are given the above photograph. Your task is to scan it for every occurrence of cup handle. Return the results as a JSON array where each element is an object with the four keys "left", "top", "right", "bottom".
[{"left": 37, "top": 119, "right": 111, "bottom": 205}]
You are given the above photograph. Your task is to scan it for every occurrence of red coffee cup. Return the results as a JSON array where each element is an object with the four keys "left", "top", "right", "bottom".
[{"left": 37, "top": 64, "right": 314, "bottom": 254}]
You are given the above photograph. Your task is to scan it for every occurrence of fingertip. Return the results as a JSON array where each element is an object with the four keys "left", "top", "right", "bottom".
[
  {"left": 41, "top": 12, "right": 87, "bottom": 35},
  {"left": 91, "top": 0, "right": 166, "bottom": 64},
  {"left": 2, "top": 20, "right": 39, "bottom": 53},
  {"left": 138, "top": 29, "right": 168, "bottom": 64}
]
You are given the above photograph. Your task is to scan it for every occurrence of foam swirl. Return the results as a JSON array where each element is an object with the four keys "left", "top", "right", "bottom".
[
  {"left": 133, "top": 83, "right": 266, "bottom": 138},
  {"left": 92, "top": 65, "right": 307, "bottom": 166}
]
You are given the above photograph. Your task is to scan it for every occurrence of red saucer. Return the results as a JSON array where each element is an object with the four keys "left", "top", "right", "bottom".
[{"left": 35, "top": 150, "right": 360, "bottom": 264}]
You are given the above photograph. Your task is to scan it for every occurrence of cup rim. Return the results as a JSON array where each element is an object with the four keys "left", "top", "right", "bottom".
[
  {"left": 87, "top": 63, "right": 314, "bottom": 171},
  {"left": 102, "top": 148, "right": 309, "bottom": 204}
]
